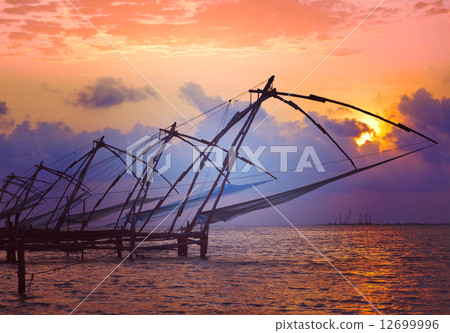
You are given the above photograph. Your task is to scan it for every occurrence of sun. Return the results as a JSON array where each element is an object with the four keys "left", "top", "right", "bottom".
[
  {"left": 356, "top": 131, "right": 375, "bottom": 146},
  {"left": 354, "top": 117, "right": 381, "bottom": 147}
]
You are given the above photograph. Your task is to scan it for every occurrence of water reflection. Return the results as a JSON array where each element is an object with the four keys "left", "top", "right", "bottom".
[{"left": 0, "top": 224, "right": 448, "bottom": 314}]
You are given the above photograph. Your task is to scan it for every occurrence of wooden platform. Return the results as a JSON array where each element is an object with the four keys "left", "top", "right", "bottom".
[
  {"left": 0, "top": 228, "right": 206, "bottom": 253},
  {"left": 0, "top": 227, "right": 208, "bottom": 293}
]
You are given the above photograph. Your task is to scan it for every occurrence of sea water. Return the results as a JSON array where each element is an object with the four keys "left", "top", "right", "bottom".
[{"left": 0, "top": 224, "right": 448, "bottom": 315}]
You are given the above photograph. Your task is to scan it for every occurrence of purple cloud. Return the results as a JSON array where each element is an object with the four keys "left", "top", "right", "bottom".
[
  {"left": 0, "top": 121, "right": 158, "bottom": 176},
  {"left": 70, "top": 77, "right": 158, "bottom": 109},
  {"left": 178, "top": 82, "right": 224, "bottom": 113},
  {"left": 0, "top": 99, "right": 15, "bottom": 131},
  {"left": 398, "top": 88, "right": 450, "bottom": 134},
  {"left": 386, "top": 88, "right": 450, "bottom": 176},
  {"left": 324, "top": 118, "right": 373, "bottom": 137},
  {"left": 0, "top": 100, "right": 9, "bottom": 115}
]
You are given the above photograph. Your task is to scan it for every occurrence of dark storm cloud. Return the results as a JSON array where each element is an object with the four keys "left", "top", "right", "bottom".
[{"left": 70, "top": 77, "right": 158, "bottom": 109}]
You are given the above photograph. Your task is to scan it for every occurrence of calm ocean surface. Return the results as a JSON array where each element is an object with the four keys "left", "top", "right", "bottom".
[{"left": 0, "top": 224, "right": 449, "bottom": 315}]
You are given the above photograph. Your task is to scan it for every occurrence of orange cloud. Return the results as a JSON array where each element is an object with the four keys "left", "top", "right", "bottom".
[
  {"left": 3, "top": 2, "right": 58, "bottom": 15},
  {"left": 414, "top": 1, "right": 449, "bottom": 15},
  {"left": 0, "top": 0, "right": 399, "bottom": 57},
  {"left": 8, "top": 31, "right": 33, "bottom": 41}
]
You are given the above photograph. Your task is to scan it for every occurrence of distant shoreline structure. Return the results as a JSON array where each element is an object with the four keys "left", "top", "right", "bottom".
[
  {"left": 211, "top": 222, "right": 450, "bottom": 227},
  {"left": 320, "top": 222, "right": 450, "bottom": 226}
]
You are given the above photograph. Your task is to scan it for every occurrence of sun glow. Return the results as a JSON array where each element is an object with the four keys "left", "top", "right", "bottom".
[
  {"left": 354, "top": 117, "right": 384, "bottom": 147},
  {"left": 356, "top": 131, "right": 375, "bottom": 146}
]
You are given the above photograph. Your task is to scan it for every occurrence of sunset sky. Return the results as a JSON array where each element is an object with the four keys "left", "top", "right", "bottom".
[{"left": 0, "top": 0, "right": 449, "bottom": 224}]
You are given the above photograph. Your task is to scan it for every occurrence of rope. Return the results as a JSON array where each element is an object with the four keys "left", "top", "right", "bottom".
[
  {"left": 185, "top": 100, "right": 233, "bottom": 223},
  {"left": 74, "top": 139, "right": 431, "bottom": 191},
  {"left": 174, "top": 78, "right": 269, "bottom": 131},
  {"left": 1, "top": 73, "right": 434, "bottom": 232},
  {"left": 1, "top": 137, "right": 429, "bottom": 229},
  {"left": 0, "top": 77, "right": 264, "bottom": 192}
]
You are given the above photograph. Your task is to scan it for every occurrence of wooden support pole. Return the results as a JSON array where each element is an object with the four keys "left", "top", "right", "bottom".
[
  {"left": 200, "top": 227, "right": 208, "bottom": 259},
  {"left": 6, "top": 218, "right": 16, "bottom": 263},
  {"left": 17, "top": 240, "right": 26, "bottom": 294},
  {"left": 177, "top": 237, "right": 182, "bottom": 256},
  {"left": 6, "top": 247, "right": 16, "bottom": 263},
  {"left": 81, "top": 200, "right": 85, "bottom": 260},
  {"left": 129, "top": 217, "right": 135, "bottom": 260},
  {"left": 81, "top": 232, "right": 85, "bottom": 261},
  {"left": 116, "top": 235, "right": 122, "bottom": 258},
  {"left": 177, "top": 236, "right": 188, "bottom": 256},
  {"left": 66, "top": 220, "right": 70, "bottom": 258},
  {"left": 14, "top": 212, "right": 19, "bottom": 228}
]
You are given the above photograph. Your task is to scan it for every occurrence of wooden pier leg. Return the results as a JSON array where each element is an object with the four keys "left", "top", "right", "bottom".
[
  {"left": 6, "top": 247, "right": 16, "bottom": 263},
  {"left": 81, "top": 231, "right": 85, "bottom": 261},
  {"left": 6, "top": 218, "right": 16, "bottom": 263},
  {"left": 66, "top": 219, "right": 70, "bottom": 258},
  {"left": 129, "top": 237, "right": 135, "bottom": 260},
  {"left": 177, "top": 237, "right": 182, "bottom": 256},
  {"left": 200, "top": 228, "right": 208, "bottom": 259},
  {"left": 17, "top": 241, "right": 26, "bottom": 294},
  {"left": 177, "top": 236, "right": 188, "bottom": 256},
  {"left": 116, "top": 235, "right": 122, "bottom": 258},
  {"left": 81, "top": 201, "right": 85, "bottom": 260},
  {"left": 129, "top": 222, "right": 135, "bottom": 261}
]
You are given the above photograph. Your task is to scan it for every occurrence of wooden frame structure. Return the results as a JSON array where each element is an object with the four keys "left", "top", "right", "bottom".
[{"left": 0, "top": 76, "right": 437, "bottom": 294}]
